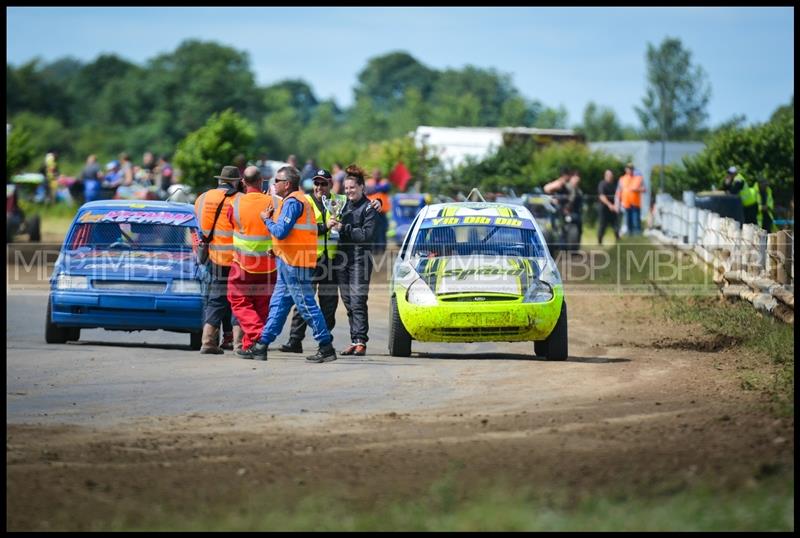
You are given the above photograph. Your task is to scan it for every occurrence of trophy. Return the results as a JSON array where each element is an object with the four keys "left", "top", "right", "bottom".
[
  {"left": 321, "top": 195, "right": 345, "bottom": 220},
  {"left": 321, "top": 195, "right": 344, "bottom": 240}
]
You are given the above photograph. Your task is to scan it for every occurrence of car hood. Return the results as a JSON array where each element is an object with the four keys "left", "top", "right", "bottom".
[
  {"left": 58, "top": 249, "right": 198, "bottom": 281},
  {"left": 414, "top": 255, "right": 546, "bottom": 297}
]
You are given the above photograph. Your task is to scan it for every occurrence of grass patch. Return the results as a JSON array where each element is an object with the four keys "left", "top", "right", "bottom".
[
  {"left": 107, "top": 472, "right": 793, "bottom": 531},
  {"left": 562, "top": 228, "right": 713, "bottom": 292},
  {"left": 661, "top": 294, "right": 794, "bottom": 416}
]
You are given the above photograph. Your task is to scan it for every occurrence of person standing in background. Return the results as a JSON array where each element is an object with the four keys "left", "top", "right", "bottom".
[
  {"left": 365, "top": 168, "right": 391, "bottom": 255},
  {"left": 155, "top": 154, "right": 174, "bottom": 197},
  {"left": 238, "top": 165, "right": 337, "bottom": 363},
  {"left": 228, "top": 166, "right": 278, "bottom": 355},
  {"left": 618, "top": 163, "right": 645, "bottom": 236},
  {"left": 755, "top": 176, "right": 776, "bottom": 232},
  {"left": 193, "top": 165, "right": 242, "bottom": 354},
  {"left": 279, "top": 168, "right": 344, "bottom": 354},
  {"left": 80, "top": 154, "right": 103, "bottom": 203},
  {"left": 328, "top": 165, "right": 377, "bottom": 356},
  {"left": 331, "top": 162, "right": 346, "bottom": 194},
  {"left": 597, "top": 169, "right": 620, "bottom": 245}
]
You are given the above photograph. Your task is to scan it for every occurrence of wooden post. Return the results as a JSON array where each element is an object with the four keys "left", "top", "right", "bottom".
[{"left": 776, "top": 230, "right": 792, "bottom": 285}]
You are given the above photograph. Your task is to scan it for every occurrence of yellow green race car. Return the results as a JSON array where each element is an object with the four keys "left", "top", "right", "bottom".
[{"left": 389, "top": 200, "right": 567, "bottom": 360}]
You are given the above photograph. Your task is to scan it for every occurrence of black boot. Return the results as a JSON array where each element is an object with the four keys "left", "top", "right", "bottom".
[
  {"left": 306, "top": 343, "right": 337, "bottom": 363},
  {"left": 279, "top": 340, "right": 303, "bottom": 353},
  {"left": 236, "top": 341, "right": 268, "bottom": 361}
]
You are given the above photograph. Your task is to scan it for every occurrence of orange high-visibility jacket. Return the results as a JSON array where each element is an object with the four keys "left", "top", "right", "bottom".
[
  {"left": 194, "top": 188, "right": 239, "bottom": 266},
  {"left": 619, "top": 173, "right": 645, "bottom": 209},
  {"left": 231, "top": 192, "right": 277, "bottom": 274},
  {"left": 271, "top": 191, "right": 317, "bottom": 268}
]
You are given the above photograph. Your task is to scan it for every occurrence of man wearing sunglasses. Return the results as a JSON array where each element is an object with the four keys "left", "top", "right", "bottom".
[
  {"left": 237, "top": 165, "right": 336, "bottom": 363},
  {"left": 279, "top": 169, "right": 382, "bottom": 354}
]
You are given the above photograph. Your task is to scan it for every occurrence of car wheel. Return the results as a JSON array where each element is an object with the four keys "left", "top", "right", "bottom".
[
  {"left": 66, "top": 327, "right": 81, "bottom": 342},
  {"left": 45, "top": 300, "right": 69, "bottom": 344},
  {"left": 27, "top": 215, "right": 41, "bottom": 242},
  {"left": 190, "top": 331, "right": 202, "bottom": 351},
  {"left": 389, "top": 295, "right": 412, "bottom": 357},
  {"left": 541, "top": 301, "right": 568, "bottom": 361}
]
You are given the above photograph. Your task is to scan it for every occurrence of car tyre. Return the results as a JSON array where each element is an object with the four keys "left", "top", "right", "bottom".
[
  {"left": 66, "top": 327, "right": 81, "bottom": 342},
  {"left": 190, "top": 330, "right": 202, "bottom": 351},
  {"left": 45, "top": 300, "right": 69, "bottom": 344},
  {"left": 389, "top": 295, "right": 412, "bottom": 357},
  {"left": 539, "top": 301, "right": 568, "bottom": 361}
]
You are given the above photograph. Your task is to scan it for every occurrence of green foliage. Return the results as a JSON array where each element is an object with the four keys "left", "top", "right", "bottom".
[
  {"left": 578, "top": 102, "right": 624, "bottom": 141},
  {"left": 453, "top": 138, "right": 538, "bottom": 195},
  {"left": 533, "top": 105, "right": 569, "bottom": 129},
  {"left": 173, "top": 109, "right": 256, "bottom": 189},
  {"left": 317, "top": 141, "right": 362, "bottom": 174},
  {"left": 6, "top": 59, "right": 73, "bottom": 125},
  {"left": 635, "top": 37, "right": 711, "bottom": 141},
  {"left": 429, "top": 66, "right": 520, "bottom": 127},
  {"left": 454, "top": 139, "right": 624, "bottom": 212},
  {"left": 353, "top": 136, "right": 443, "bottom": 192},
  {"left": 355, "top": 51, "right": 437, "bottom": 111},
  {"left": 6, "top": 43, "right": 572, "bottom": 172},
  {"left": 6, "top": 124, "right": 37, "bottom": 178},
  {"left": 660, "top": 104, "right": 794, "bottom": 201},
  {"left": 8, "top": 111, "right": 73, "bottom": 159},
  {"left": 146, "top": 40, "right": 261, "bottom": 141},
  {"left": 112, "top": 472, "right": 793, "bottom": 531},
  {"left": 769, "top": 95, "right": 793, "bottom": 123}
]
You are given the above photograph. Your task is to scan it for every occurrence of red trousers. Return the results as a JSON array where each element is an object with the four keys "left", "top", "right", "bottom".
[{"left": 227, "top": 263, "right": 277, "bottom": 349}]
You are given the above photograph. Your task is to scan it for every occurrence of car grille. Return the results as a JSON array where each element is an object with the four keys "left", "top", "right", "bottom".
[
  {"left": 439, "top": 295, "right": 518, "bottom": 302},
  {"left": 431, "top": 327, "right": 526, "bottom": 337},
  {"left": 92, "top": 280, "right": 167, "bottom": 293}
]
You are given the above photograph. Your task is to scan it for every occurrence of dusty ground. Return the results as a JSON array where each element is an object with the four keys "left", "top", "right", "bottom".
[{"left": 6, "top": 253, "right": 795, "bottom": 530}]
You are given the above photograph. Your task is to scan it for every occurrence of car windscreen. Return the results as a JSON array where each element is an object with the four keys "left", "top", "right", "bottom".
[
  {"left": 411, "top": 223, "right": 546, "bottom": 258},
  {"left": 68, "top": 221, "right": 196, "bottom": 251}
]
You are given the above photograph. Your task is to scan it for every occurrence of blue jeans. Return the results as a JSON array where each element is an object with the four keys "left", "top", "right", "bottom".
[
  {"left": 625, "top": 206, "right": 642, "bottom": 235},
  {"left": 259, "top": 258, "right": 332, "bottom": 346}
]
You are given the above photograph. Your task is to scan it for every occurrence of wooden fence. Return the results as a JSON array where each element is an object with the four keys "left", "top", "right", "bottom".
[{"left": 647, "top": 192, "right": 794, "bottom": 324}]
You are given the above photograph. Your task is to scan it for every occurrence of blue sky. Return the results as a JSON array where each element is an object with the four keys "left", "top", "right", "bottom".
[{"left": 6, "top": 6, "right": 794, "bottom": 128}]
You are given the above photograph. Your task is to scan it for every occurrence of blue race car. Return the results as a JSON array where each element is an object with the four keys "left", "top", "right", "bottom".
[
  {"left": 390, "top": 193, "right": 427, "bottom": 246},
  {"left": 46, "top": 200, "right": 206, "bottom": 349}
]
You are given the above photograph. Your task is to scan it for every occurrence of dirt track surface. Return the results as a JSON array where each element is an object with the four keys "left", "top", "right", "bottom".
[{"left": 6, "top": 263, "right": 795, "bottom": 530}]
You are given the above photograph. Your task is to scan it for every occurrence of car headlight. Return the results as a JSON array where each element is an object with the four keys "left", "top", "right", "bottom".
[
  {"left": 406, "top": 278, "right": 438, "bottom": 306},
  {"left": 539, "top": 258, "right": 562, "bottom": 286},
  {"left": 55, "top": 274, "right": 89, "bottom": 290},
  {"left": 523, "top": 280, "right": 553, "bottom": 303},
  {"left": 171, "top": 280, "right": 202, "bottom": 294}
]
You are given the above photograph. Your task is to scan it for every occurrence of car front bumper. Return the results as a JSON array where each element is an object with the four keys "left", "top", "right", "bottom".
[
  {"left": 50, "top": 291, "right": 203, "bottom": 332},
  {"left": 395, "top": 285, "right": 564, "bottom": 343}
]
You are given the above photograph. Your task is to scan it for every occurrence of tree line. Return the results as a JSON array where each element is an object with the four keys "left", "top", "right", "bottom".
[
  {"left": 7, "top": 38, "right": 719, "bottom": 172},
  {"left": 7, "top": 37, "right": 793, "bottom": 206}
]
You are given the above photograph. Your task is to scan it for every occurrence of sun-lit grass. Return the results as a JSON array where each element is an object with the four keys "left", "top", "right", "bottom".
[
  {"left": 661, "top": 294, "right": 794, "bottom": 416},
  {"left": 559, "top": 225, "right": 713, "bottom": 292},
  {"left": 106, "top": 472, "right": 793, "bottom": 532}
]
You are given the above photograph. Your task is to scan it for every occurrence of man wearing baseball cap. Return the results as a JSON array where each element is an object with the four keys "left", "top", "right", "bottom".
[
  {"left": 720, "top": 166, "right": 744, "bottom": 195},
  {"left": 279, "top": 169, "right": 382, "bottom": 354},
  {"left": 719, "top": 165, "right": 758, "bottom": 224}
]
